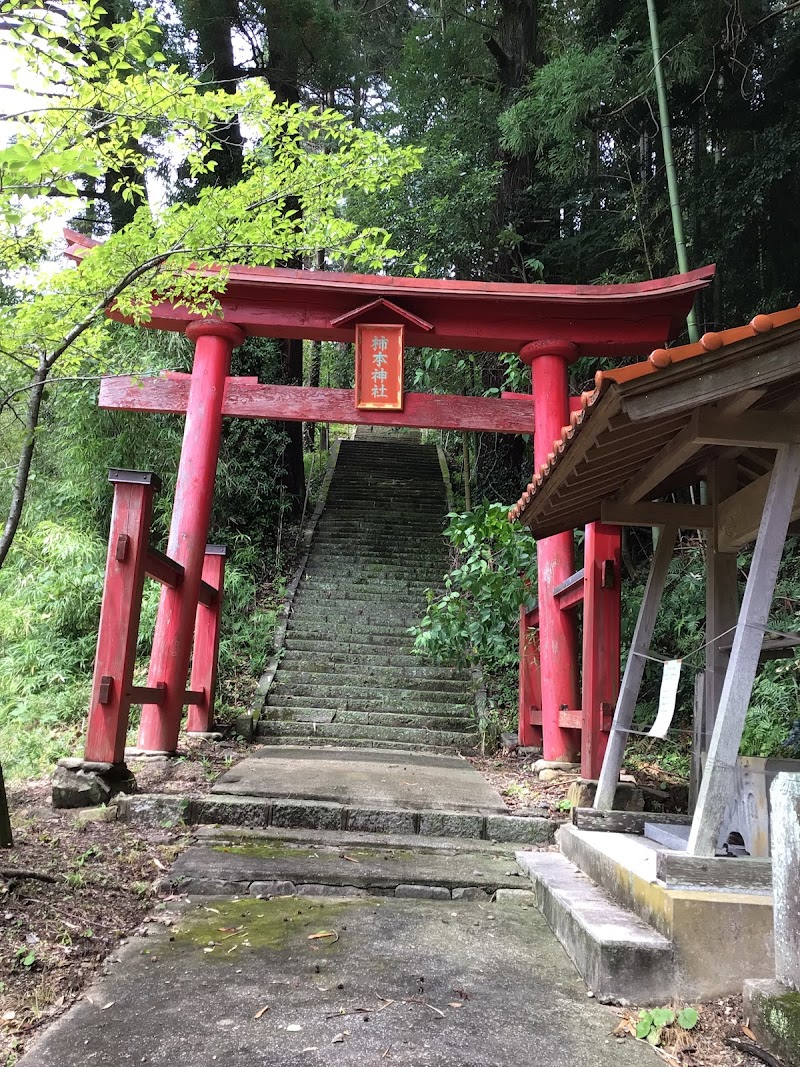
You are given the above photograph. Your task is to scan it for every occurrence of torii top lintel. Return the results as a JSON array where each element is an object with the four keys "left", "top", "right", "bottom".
[{"left": 90, "top": 239, "right": 714, "bottom": 358}]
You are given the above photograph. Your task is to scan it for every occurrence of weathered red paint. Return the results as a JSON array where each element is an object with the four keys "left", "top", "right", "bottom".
[
  {"left": 518, "top": 605, "right": 543, "bottom": 748},
  {"left": 580, "top": 522, "right": 622, "bottom": 779},
  {"left": 137, "top": 320, "right": 245, "bottom": 753},
  {"left": 99, "top": 377, "right": 539, "bottom": 434},
  {"left": 186, "top": 547, "right": 227, "bottom": 734},
  {"left": 523, "top": 341, "right": 581, "bottom": 763},
  {"left": 85, "top": 473, "right": 158, "bottom": 764},
  {"left": 91, "top": 249, "right": 714, "bottom": 357}
]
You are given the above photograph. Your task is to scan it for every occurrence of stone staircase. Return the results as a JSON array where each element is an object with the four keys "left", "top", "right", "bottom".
[{"left": 256, "top": 430, "right": 480, "bottom": 753}]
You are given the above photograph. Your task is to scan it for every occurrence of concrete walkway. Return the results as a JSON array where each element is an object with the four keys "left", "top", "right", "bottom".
[
  {"left": 212, "top": 747, "right": 507, "bottom": 814},
  {"left": 20, "top": 893, "right": 655, "bottom": 1067}
]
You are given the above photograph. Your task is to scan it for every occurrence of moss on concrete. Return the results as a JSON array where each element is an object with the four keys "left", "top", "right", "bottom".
[
  {"left": 211, "top": 841, "right": 414, "bottom": 862},
  {"left": 760, "top": 990, "right": 800, "bottom": 1065},
  {"left": 172, "top": 896, "right": 381, "bottom": 960}
]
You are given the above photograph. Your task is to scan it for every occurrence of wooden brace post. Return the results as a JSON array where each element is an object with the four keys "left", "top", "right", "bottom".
[
  {"left": 594, "top": 524, "right": 678, "bottom": 810},
  {"left": 186, "top": 546, "right": 227, "bottom": 734},
  {"left": 687, "top": 444, "right": 800, "bottom": 855}
]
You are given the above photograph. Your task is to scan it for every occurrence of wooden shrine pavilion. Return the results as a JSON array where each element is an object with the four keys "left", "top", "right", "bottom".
[{"left": 510, "top": 305, "right": 800, "bottom": 857}]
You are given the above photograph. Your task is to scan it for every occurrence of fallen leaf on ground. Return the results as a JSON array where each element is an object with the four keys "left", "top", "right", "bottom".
[
  {"left": 342, "top": 855, "right": 359, "bottom": 863},
  {"left": 307, "top": 930, "right": 339, "bottom": 942},
  {"left": 287, "top": 1024, "right": 303, "bottom": 1032},
  {"left": 254, "top": 1005, "right": 269, "bottom": 1019},
  {"left": 448, "top": 1002, "right": 463, "bottom": 1009},
  {"left": 741, "top": 1024, "right": 756, "bottom": 1041},
  {"left": 332, "top": 1033, "right": 345, "bottom": 1043},
  {"left": 100, "top": 1002, "right": 115, "bottom": 1011}
]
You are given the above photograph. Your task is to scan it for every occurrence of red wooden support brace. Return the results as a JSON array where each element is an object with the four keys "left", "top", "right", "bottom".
[
  {"left": 138, "top": 320, "right": 245, "bottom": 753},
  {"left": 580, "top": 522, "right": 622, "bottom": 779},
  {"left": 186, "top": 546, "right": 227, "bottom": 734},
  {"left": 518, "top": 605, "right": 543, "bottom": 748},
  {"left": 85, "top": 471, "right": 161, "bottom": 764}
]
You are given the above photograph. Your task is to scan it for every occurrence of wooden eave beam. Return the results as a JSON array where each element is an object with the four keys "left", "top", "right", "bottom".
[
  {"left": 600, "top": 500, "right": 714, "bottom": 528},
  {"left": 621, "top": 336, "right": 800, "bottom": 422},
  {"left": 695, "top": 411, "right": 800, "bottom": 449},
  {"left": 718, "top": 469, "right": 800, "bottom": 551}
]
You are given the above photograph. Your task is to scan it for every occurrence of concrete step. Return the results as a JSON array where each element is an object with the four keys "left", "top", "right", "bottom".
[
  {"left": 516, "top": 850, "right": 674, "bottom": 1004},
  {"left": 257, "top": 719, "right": 477, "bottom": 749},
  {"left": 283, "top": 630, "right": 415, "bottom": 646},
  {"left": 269, "top": 682, "right": 470, "bottom": 705},
  {"left": 278, "top": 649, "right": 468, "bottom": 675},
  {"left": 260, "top": 708, "right": 476, "bottom": 732},
  {"left": 249, "top": 734, "right": 467, "bottom": 755},
  {"left": 286, "top": 619, "right": 417, "bottom": 637},
  {"left": 280, "top": 642, "right": 454, "bottom": 667},
  {"left": 275, "top": 664, "right": 471, "bottom": 689},
  {"left": 168, "top": 826, "right": 533, "bottom": 898},
  {"left": 266, "top": 692, "right": 472, "bottom": 714},
  {"left": 118, "top": 793, "right": 557, "bottom": 846}
]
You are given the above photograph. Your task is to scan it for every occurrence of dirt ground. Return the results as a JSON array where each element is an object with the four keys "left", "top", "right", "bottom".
[{"left": 0, "top": 745, "right": 765, "bottom": 1067}]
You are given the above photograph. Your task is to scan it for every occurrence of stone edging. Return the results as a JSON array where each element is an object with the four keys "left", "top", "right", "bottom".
[
  {"left": 240, "top": 440, "right": 342, "bottom": 737},
  {"left": 118, "top": 792, "right": 558, "bottom": 846}
]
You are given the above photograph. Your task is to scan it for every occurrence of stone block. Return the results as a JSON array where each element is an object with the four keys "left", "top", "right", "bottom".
[
  {"left": 533, "top": 759, "right": 580, "bottom": 773},
  {"left": 494, "top": 889, "right": 534, "bottom": 904},
  {"left": 347, "top": 808, "right": 416, "bottom": 834},
  {"left": 566, "top": 779, "right": 644, "bottom": 812},
  {"left": 538, "top": 769, "right": 576, "bottom": 782},
  {"left": 192, "top": 796, "right": 271, "bottom": 829},
  {"left": 418, "top": 812, "right": 484, "bottom": 838},
  {"left": 70, "top": 805, "right": 118, "bottom": 826},
  {"left": 295, "top": 884, "right": 367, "bottom": 898},
  {"left": 771, "top": 772, "right": 800, "bottom": 987},
  {"left": 52, "top": 766, "right": 112, "bottom": 809},
  {"left": 270, "top": 800, "right": 344, "bottom": 831},
  {"left": 250, "top": 880, "right": 297, "bottom": 897},
  {"left": 744, "top": 979, "right": 800, "bottom": 1067},
  {"left": 485, "top": 814, "right": 555, "bottom": 845},
  {"left": 117, "top": 794, "right": 189, "bottom": 827},
  {"left": 451, "top": 887, "right": 489, "bottom": 901},
  {"left": 395, "top": 884, "right": 450, "bottom": 900}
]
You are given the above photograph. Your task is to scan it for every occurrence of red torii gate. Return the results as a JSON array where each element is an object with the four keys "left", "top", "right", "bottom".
[{"left": 68, "top": 232, "right": 713, "bottom": 776}]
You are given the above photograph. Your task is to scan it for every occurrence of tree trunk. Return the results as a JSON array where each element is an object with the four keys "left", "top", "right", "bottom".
[{"left": 0, "top": 358, "right": 49, "bottom": 570}]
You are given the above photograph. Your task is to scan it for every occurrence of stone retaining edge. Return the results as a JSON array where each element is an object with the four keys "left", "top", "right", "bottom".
[
  {"left": 117, "top": 792, "right": 557, "bottom": 845},
  {"left": 168, "top": 877, "right": 533, "bottom": 902},
  {"left": 241, "top": 440, "right": 342, "bottom": 736}
]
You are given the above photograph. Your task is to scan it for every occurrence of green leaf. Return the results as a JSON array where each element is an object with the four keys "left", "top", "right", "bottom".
[
  {"left": 651, "top": 1008, "right": 675, "bottom": 1028},
  {"left": 635, "top": 1013, "right": 653, "bottom": 1040},
  {"left": 677, "top": 1007, "right": 699, "bottom": 1031}
]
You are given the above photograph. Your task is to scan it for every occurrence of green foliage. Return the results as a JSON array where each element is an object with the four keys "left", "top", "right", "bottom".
[
  {"left": 635, "top": 1004, "right": 698, "bottom": 1046},
  {"left": 412, "top": 504, "right": 536, "bottom": 670}
]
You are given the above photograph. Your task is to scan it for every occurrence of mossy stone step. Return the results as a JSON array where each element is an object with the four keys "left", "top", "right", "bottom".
[
  {"left": 268, "top": 682, "right": 470, "bottom": 705},
  {"left": 280, "top": 642, "right": 443, "bottom": 666},
  {"left": 276, "top": 664, "right": 470, "bottom": 688},
  {"left": 267, "top": 692, "right": 472, "bottom": 713},
  {"left": 278, "top": 650, "right": 468, "bottom": 676},
  {"left": 262, "top": 708, "right": 474, "bottom": 732}
]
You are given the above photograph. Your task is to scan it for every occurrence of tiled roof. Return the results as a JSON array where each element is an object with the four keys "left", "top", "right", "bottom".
[{"left": 508, "top": 304, "right": 800, "bottom": 523}]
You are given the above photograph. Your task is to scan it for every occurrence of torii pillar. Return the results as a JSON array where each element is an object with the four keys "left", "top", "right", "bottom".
[
  {"left": 521, "top": 340, "right": 581, "bottom": 762},
  {"left": 138, "top": 319, "right": 246, "bottom": 753}
]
